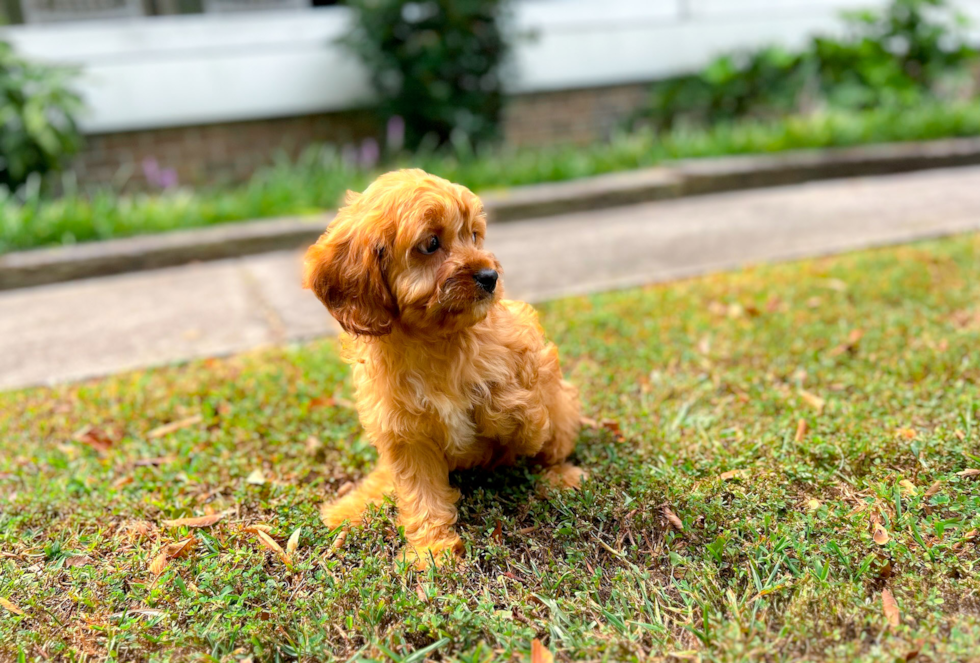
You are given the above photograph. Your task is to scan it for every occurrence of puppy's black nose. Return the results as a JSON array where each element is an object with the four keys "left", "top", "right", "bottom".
[{"left": 473, "top": 268, "right": 498, "bottom": 293}]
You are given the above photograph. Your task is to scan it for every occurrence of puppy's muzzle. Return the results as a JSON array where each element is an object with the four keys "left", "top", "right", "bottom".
[{"left": 473, "top": 269, "right": 498, "bottom": 294}]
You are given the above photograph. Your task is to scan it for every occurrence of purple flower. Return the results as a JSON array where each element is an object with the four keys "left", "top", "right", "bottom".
[
  {"left": 359, "top": 138, "right": 380, "bottom": 169},
  {"left": 386, "top": 115, "right": 405, "bottom": 153},
  {"left": 141, "top": 157, "right": 179, "bottom": 189}
]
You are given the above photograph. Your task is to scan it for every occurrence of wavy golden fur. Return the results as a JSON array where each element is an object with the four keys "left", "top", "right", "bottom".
[{"left": 303, "top": 169, "right": 584, "bottom": 569}]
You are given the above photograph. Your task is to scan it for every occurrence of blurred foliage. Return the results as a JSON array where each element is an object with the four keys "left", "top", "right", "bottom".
[
  {"left": 0, "top": 41, "right": 83, "bottom": 191},
  {"left": 342, "top": 0, "right": 510, "bottom": 150},
  {"left": 5, "top": 99, "right": 980, "bottom": 253},
  {"left": 639, "top": 0, "right": 980, "bottom": 130}
]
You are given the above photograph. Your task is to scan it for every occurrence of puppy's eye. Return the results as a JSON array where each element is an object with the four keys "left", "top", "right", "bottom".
[
  {"left": 472, "top": 232, "right": 478, "bottom": 243},
  {"left": 418, "top": 235, "right": 440, "bottom": 255}
]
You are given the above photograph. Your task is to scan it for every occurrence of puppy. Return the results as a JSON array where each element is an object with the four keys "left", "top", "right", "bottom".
[{"left": 303, "top": 169, "right": 584, "bottom": 569}]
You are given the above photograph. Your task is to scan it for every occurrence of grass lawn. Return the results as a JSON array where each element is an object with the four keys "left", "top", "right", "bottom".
[{"left": 1, "top": 234, "right": 979, "bottom": 662}]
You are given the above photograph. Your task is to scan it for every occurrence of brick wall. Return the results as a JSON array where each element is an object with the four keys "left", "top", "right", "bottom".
[{"left": 71, "top": 82, "right": 651, "bottom": 190}]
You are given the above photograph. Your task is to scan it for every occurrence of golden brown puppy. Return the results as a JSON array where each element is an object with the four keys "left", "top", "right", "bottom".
[{"left": 303, "top": 169, "right": 584, "bottom": 569}]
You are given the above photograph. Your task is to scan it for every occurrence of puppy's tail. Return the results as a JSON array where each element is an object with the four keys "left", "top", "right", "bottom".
[{"left": 320, "top": 463, "right": 394, "bottom": 529}]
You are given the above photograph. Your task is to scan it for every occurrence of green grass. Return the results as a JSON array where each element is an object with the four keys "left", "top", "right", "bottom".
[
  {"left": 4, "top": 100, "right": 980, "bottom": 253},
  {"left": 2, "top": 235, "right": 979, "bottom": 662}
]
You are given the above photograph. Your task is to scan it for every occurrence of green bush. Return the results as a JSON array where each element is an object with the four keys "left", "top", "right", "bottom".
[
  {"left": 342, "top": 0, "right": 510, "bottom": 150},
  {"left": 641, "top": 0, "right": 979, "bottom": 129},
  {"left": 0, "top": 42, "right": 83, "bottom": 191}
]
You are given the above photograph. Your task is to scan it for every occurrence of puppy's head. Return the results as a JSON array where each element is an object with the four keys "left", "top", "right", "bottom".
[{"left": 303, "top": 169, "right": 501, "bottom": 337}]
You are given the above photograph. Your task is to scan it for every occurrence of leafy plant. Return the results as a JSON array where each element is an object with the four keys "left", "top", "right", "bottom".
[
  {"left": 0, "top": 41, "right": 83, "bottom": 191},
  {"left": 640, "top": 0, "right": 979, "bottom": 129},
  {"left": 342, "top": 0, "right": 510, "bottom": 150}
]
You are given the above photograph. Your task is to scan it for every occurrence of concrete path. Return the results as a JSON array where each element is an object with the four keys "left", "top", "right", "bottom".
[{"left": 3, "top": 166, "right": 980, "bottom": 391}]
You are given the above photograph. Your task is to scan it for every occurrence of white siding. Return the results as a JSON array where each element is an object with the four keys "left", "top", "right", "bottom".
[{"left": 2, "top": 0, "right": 978, "bottom": 134}]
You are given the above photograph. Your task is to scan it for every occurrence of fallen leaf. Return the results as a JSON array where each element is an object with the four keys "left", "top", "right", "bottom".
[
  {"left": 308, "top": 396, "right": 336, "bottom": 409},
  {"left": 253, "top": 530, "right": 290, "bottom": 566},
  {"left": 531, "top": 639, "right": 554, "bottom": 663},
  {"left": 882, "top": 588, "right": 900, "bottom": 627},
  {"left": 112, "top": 476, "right": 134, "bottom": 489},
  {"left": 794, "top": 419, "right": 808, "bottom": 443},
  {"left": 829, "top": 328, "right": 864, "bottom": 357},
  {"left": 806, "top": 499, "right": 822, "bottom": 511},
  {"left": 335, "top": 481, "right": 355, "bottom": 498},
  {"left": 243, "top": 524, "right": 273, "bottom": 534},
  {"left": 579, "top": 416, "right": 599, "bottom": 429},
  {"left": 957, "top": 468, "right": 980, "bottom": 478},
  {"left": 149, "top": 537, "right": 195, "bottom": 575},
  {"left": 147, "top": 415, "right": 203, "bottom": 439},
  {"left": 896, "top": 428, "right": 918, "bottom": 441},
  {"left": 161, "top": 512, "right": 229, "bottom": 528},
  {"left": 898, "top": 479, "right": 917, "bottom": 495},
  {"left": 904, "top": 638, "right": 926, "bottom": 662},
  {"left": 286, "top": 527, "right": 302, "bottom": 557},
  {"left": 923, "top": 481, "right": 943, "bottom": 498},
  {"left": 415, "top": 582, "right": 428, "bottom": 603},
  {"left": 326, "top": 528, "right": 348, "bottom": 557},
  {"left": 0, "top": 598, "right": 24, "bottom": 616},
  {"left": 246, "top": 469, "right": 266, "bottom": 485},
  {"left": 599, "top": 419, "right": 625, "bottom": 442},
  {"left": 799, "top": 390, "right": 826, "bottom": 414},
  {"left": 718, "top": 469, "right": 745, "bottom": 481},
  {"left": 72, "top": 425, "right": 117, "bottom": 453},
  {"left": 64, "top": 555, "right": 93, "bottom": 568},
  {"left": 877, "top": 558, "right": 894, "bottom": 580},
  {"left": 664, "top": 507, "right": 684, "bottom": 531},
  {"left": 133, "top": 456, "right": 177, "bottom": 467},
  {"left": 491, "top": 520, "right": 503, "bottom": 544},
  {"left": 873, "top": 523, "right": 891, "bottom": 545}
]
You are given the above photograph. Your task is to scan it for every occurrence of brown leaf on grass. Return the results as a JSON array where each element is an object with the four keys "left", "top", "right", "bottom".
[
  {"left": 898, "top": 479, "right": 917, "bottom": 495},
  {"left": 663, "top": 507, "right": 684, "bottom": 531},
  {"left": 794, "top": 419, "right": 808, "bottom": 443},
  {"left": 923, "top": 481, "right": 943, "bottom": 498},
  {"left": 579, "top": 416, "right": 599, "bottom": 429},
  {"left": 325, "top": 528, "right": 348, "bottom": 558},
  {"left": 599, "top": 419, "right": 625, "bottom": 442},
  {"left": 64, "top": 555, "right": 93, "bottom": 568},
  {"left": 882, "top": 588, "right": 900, "bottom": 627},
  {"left": 308, "top": 396, "right": 336, "bottom": 409},
  {"left": 161, "top": 512, "right": 229, "bottom": 528},
  {"left": 415, "top": 582, "right": 429, "bottom": 604},
  {"left": 147, "top": 415, "right": 203, "bottom": 439},
  {"left": 895, "top": 428, "right": 918, "bottom": 441},
  {"left": 149, "top": 537, "right": 196, "bottom": 575},
  {"left": 0, "top": 598, "right": 24, "bottom": 616},
  {"left": 491, "top": 520, "right": 503, "bottom": 544},
  {"left": 829, "top": 329, "right": 865, "bottom": 357},
  {"left": 957, "top": 468, "right": 980, "bottom": 478},
  {"left": 253, "top": 530, "right": 291, "bottom": 566},
  {"left": 873, "top": 523, "right": 891, "bottom": 545},
  {"left": 799, "top": 390, "right": 826, "bottom": 414},
  {"left": 718, "top": 469, "right": 745, "bottom": 482},
  {"left": 72, "top": 425, "right": 118, "bottom": 453},
  {"left": 877, "top": 558, "right": 894, "bottom": 580},
  {"left": 243, "top": 524, "right": 273, "bottom": 534},
  {"left": 530, "top": 639, "right": 554, "bottom": 663},
  {"left": 286, "top": 527, "right": 302, "bottom": 557},
  {"left": 246, "top": 469, "right": 266, "bottom": 485},
  {"left": 133, "top": 456, "right": 177, "bottom": 467},
  {"left": 904, "top": 639, "right": 926, "bottom": 662}
]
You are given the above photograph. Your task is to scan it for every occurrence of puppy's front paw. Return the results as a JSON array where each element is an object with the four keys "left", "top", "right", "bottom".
[
  {"left": 397, "top": 534, "right": 464, "bottom": 571},
  {"left": 320, "top": 500, "right": 361, "bottom": 529},
  {"left": 538, "top": 463, "right": 588, "bottom": 495}
]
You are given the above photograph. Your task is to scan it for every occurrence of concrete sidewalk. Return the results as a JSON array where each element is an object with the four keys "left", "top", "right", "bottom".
[{"left": 3, "top": 166, "right": 980, "bottom": 390}]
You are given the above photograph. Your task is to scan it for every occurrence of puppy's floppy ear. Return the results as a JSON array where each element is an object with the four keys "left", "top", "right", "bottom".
[{"left": 303, "top": 211, "right": 397, "bottom": 336}]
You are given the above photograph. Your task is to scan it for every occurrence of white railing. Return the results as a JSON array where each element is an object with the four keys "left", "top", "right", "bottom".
[{"left": 2, "top": 0, "right": 978, "bottom": 134}]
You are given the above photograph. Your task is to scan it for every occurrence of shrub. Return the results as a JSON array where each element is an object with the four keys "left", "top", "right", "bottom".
[
  {"left": 342, "top": 0, "right": 510, "bottom": 150},
  {"left": 0, "top": 41, "right": 84, "bottom": 191},
  {"left": 640, "top": 0, "right": 979, "bottom": 129}
]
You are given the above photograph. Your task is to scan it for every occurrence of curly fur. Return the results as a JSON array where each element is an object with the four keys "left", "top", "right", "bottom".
[{"left": 303, "top": 169, "right": 583, "bottom": 569}]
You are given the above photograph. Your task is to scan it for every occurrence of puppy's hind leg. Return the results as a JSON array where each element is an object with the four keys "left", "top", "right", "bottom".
[
  {"left": 320, "top": 463, "right": 394, "bottom": 529},
  {"left": 537, "top": 378, "right": 587, "bottom": 492}
]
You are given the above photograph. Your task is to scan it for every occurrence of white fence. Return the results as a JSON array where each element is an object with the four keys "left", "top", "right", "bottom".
[{"left": 2, "top": 0, "right": 979, "bottom": 134}]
